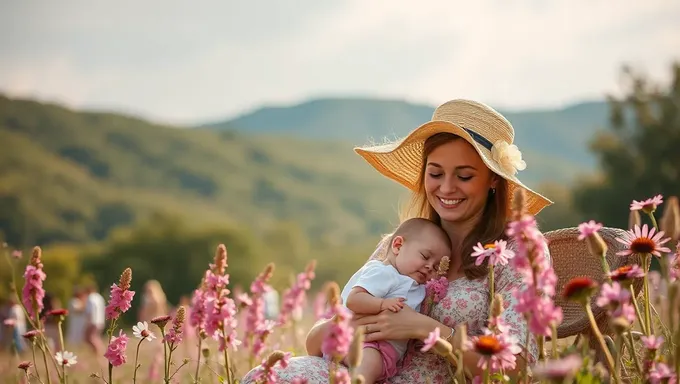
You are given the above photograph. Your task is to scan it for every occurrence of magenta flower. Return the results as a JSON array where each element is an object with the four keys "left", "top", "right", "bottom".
[
  {"left": 105, "top": 268, "right": 135, "bottom": 320},
  {"left": 321, "top": 303, "right": 354, "bottom": 361},
  {"left": 532, "top": 354, "right": 583, "bottom": 381},
  {"left": 278, "top": 261, "right": 316, "bottom": 326},
  {"left": 244, "top": 264, "right": 274, "bottom": 356},
  {"left": 507, "top": 213, "right": 563, "bottom": 337},
  {"left": 22, "top": 247, "right": 46, "bottom": 319},
  {"left": 616, "top": 224, "right": 671, "bottom": 257},
  {"left": 595, "top": 282, "right": 630, "bottom": 309},
  {"left": 104, "top": 330, "right": 129, "bottom": 367},
  {"left": 578, "top": 220, "right": 603, "bottom": 240},
  {"left": 420, "top": 327, "right": 440, "bottom": 352},
  {"left": 164, "top": 306, "right": 186, "bottom": 346},
  {"left": 647, "top": 362, "right": 677, "bottom": 384},
  {"left": 641, "top": 335, "right": 664, "bottom": 351},
  {"left": 189, "top": 288, "right": 207, "bottom": 333},
  {"left": 630, "top": 194, "right": 664, "bottom": 213}
]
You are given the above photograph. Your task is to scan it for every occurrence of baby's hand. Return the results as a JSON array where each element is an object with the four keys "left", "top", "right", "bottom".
[{"left": 380, "top": 297, "right": 405, "bottom": 312}]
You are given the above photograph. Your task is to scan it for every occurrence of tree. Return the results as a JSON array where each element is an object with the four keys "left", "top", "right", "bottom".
[{"left": 573, "top": 63, "right": 680, "bottom": 230}]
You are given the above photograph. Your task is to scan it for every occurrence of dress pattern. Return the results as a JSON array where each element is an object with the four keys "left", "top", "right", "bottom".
[{"left": 240, "top": 241, "right": 544, "bottom": 383}]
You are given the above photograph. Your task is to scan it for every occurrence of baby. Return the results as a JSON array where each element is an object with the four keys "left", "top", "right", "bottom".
[{"left": 340, "top": 218, "right": 451, "bottom": 384}]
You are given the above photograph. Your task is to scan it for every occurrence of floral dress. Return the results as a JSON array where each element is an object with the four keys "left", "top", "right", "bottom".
[{"left": 240, "top": 241, "right": 542, "bottom": 383}]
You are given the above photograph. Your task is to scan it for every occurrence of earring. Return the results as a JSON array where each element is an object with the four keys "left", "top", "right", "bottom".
[{"left": 491, "top": 187, "right": 496, "bottom": 195}]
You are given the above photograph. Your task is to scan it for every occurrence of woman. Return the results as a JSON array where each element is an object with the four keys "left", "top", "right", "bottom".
[
  {"left": 138, "top": 280, "right": 169, "bottom": 322},
  {"left": 242, "top": 99, "right": 553, "bottom": 383}
]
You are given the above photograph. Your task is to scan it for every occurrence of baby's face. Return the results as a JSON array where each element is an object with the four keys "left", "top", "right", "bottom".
[{"left": 394, "top": 231, "right": 450, "bottom": 284}]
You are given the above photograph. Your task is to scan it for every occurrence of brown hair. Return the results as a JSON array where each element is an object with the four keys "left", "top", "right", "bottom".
[{"left": 400, "top": 132, "right": 509, "bottom": 279}]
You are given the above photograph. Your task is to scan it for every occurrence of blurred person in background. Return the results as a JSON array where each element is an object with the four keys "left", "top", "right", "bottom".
[
  {"left": 138, "top": 279, "right": 169, "bottom": 321},
  {"left": 40, "top": 292, "right": 61, "bottom": 350},
  {"left": 66, "top": 286, "right": 88, "bottom": 347},
  {"left": 84, "top": 283, "right": 105, "bottom": 355},
  {"left": 3, "top": 296, "right": 27, "bottom": 354}
]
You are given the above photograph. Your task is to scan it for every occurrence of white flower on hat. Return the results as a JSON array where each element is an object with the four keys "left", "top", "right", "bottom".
[{"left": 490, "top": 140, "right": 526, "bottom": 175}]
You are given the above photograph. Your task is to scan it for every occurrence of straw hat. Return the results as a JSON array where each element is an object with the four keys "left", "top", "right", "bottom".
[{"left": 354, "top": 99, "right": 553, "bottom": 216}]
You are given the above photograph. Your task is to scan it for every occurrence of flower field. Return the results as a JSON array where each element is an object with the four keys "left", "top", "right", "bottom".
[{"left": 1, "top": 190, "right": 679, "bottom": 383}]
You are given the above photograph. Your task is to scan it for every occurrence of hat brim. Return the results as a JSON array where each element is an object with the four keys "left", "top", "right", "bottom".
[{"left": 354, "top": 120, "right": 553, "bottom": 216}]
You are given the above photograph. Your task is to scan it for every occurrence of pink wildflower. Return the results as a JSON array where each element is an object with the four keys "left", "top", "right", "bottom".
[
  {"left": 104, "top": 329, "right": 129, "bottom": 367},
  {"left": 189, "top": 287, "right": 207, "bottom": 333},
  {"left": 420, "top": 327, "right": 440, "bottom": 352},
  {"left": 616, "top": 224, "right": 671, "bottom": 257},
  {"left": 278, "top": 261, "right": 316, "bottom": 326},
  {"left": 630, "top": 194, "right": 664, "bottom": 213},
  {"left": 595, "top": 282, "right": 630, "bottom": 309},
  {"left": 532, "top": 354, "right": 583, "bottom": 382},
  {"left": 321, "top": 303, "right": 353, "bottom": 361},
  {"left": 11, "top": 249, "right": 22, "bottom": 259},
  {"left": 472, "top": 240, "right": 515, "bottom": 266},
  {"left": 647, "top": 362, "right": 677, "bottom": 384},
  {"left": 22, "top": 247, "right": 46, "bottom": 319},
  {"left": 578, "top": 220, "right": 603, "bottom": 240},
  {"left": 251, "top": 351, "right": 291, "bottom": 384},
  {"left": 4, "top": 318, "right": 16, "bottom": 327},
  {"left": 334, "top": 370, "right": 351, "bottom": 384},
  {"left": 164, "top": 306, "right": 185, "bottom": 346},
  {"left": 641, "top": 335, "right": 664, "bottom": 351},
  {"left": 244, "top": 264, "right": 274, "bottom": 354},
  {"left": 105, "top": 268, "right": 135, "bottom": 320},
  {"left": 506, "top": 211, "right": 563, "bottom": 337},
  {"left": 202, "top": 245, "right": 241, "bottom": 353}
]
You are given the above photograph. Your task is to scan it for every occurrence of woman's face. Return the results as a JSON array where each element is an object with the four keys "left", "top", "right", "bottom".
[{"left": 424, "top": 139, "right": 497, "bottom": 224}]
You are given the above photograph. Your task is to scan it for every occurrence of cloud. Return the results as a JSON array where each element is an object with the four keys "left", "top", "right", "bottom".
[{"left": 0, "top": 0, "right": 678, "bottom": 123}]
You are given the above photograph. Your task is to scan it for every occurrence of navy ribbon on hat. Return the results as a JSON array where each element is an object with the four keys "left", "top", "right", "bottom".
[{"left": 463, "top": 128, "right": 494, "bottom": 151}]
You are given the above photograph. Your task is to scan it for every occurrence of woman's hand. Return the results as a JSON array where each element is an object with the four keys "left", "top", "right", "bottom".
[{"left": 352, "top": 305, "right": 436, "bottom": 342}]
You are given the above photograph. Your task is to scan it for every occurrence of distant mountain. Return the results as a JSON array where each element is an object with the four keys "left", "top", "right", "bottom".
[{"left": 203, "top": 98, "right": 611, "bottom": 173}]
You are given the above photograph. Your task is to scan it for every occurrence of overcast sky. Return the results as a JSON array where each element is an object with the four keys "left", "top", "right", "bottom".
[{"left": 1, "top": 0, "right": 679, "bottom": 124}]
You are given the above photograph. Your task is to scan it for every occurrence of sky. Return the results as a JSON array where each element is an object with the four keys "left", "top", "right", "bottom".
[{"left": 1, "top": 0, "right": 679, "bottom": 125}]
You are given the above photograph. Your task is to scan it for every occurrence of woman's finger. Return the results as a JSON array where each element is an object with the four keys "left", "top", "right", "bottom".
[
  {"left": 363, "top": 330, "right": 385, "bottom": 343},
  {"left": 353, "top": 315, "right": 378, "bottom": 326}
]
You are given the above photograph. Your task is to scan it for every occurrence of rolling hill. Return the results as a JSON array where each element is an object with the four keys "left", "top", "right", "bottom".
[
  {"left": 0, "top": 94, "right": 602, "bottom": 248},
  {"left": 203, "top": 98, "right": 610, "bottom": 172}
]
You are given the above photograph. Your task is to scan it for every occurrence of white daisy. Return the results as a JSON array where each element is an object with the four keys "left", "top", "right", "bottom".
[
  {"left": 55, "top": 351, "right": 77, "bottom": 367},
  {"left": 132, "top": 321, "right": 157, "bottom": 341}
]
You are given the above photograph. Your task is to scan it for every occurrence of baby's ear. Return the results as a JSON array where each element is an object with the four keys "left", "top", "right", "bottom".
[{"left": 391, "top": 235, "right": 404, "bottom": 255}]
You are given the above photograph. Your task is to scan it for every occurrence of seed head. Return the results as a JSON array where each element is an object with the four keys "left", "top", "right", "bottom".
[
  {"left": 512, "top": 188, "right": 527, "bottom": 219},
  {"left": 119, "top": 268, "right": 132, "bottom": 291},
  {"left": 214, "top": 244, "right": 227, "bottom": 274},
  {"left": 660, "top": 196, "right": 680, "bottom": 242},
  {"left": 585, "top": 232, "right": 608, "bottom": 258},
  {"left": 347, "top": 327, "right": 364, "bottom": 368},
  {"left": 491, "top": 293, "right": 504, "bottom": 318},
  {"left": 264, "top": 350, "right": 286, "bottom": 368},
  {"left": 562, "top": 277, "right": 598, "bottom": 304}
]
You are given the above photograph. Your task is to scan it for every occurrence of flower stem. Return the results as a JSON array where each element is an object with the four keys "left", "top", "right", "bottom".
[
  {"left": 107, "top": 362, "right": 112, "bottom": 384},
  {"left": 628, "top": 283, "right": 648, "bottom": 335},
  {"left": 489, "top": 264, "right": 495, "bottom": 305},
  {"left": 160, "top": 329, "right": 169, "bottom": 383},
  {"left": 483, "top": 365, "right": 490, "bottom": 384},
  {"left": 584, "top": 304, "right": 619, "bottom": 382},
  {"left": 224, "top": 348, "right": 233, "bottom": 384},
  {"left": 551, "top": 323, "right": 558, "bottom": 359},
  {"left": 642, "top": 254, "right": 653, "bottom": 336},
  {"left": 57, "top": 321, "right": 65, "bottom": 352},
  {"left": 132, "top": 339, "right": 143, "bottom": 384},
  {"left": 40, "top": 341, "right": 52, "bottom": 384},
  {"left": 648, "top": 212, "right": 659, "bottom": 230},
  {"left": 601, "top": 255, "right": 612, "bottom": 282},
  {"left": 194, "top": 337, "right": 202, "bottom": 383},
  {"left": 31, "top": 343, "right": 43, "bottom": 383},
  {"left": 625, "top": 331, "right": 643, "bottom": 378}
]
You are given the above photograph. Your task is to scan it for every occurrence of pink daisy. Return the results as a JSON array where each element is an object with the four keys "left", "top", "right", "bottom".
[
  {"left": 466, "top": 331, "right": 522, "bottom": 373},
  {"left": 616, "top": 224, "right": 671, "bottom": 257},
  {"left": 630, "top": 194, "right": 663, "bottom": 213}
]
